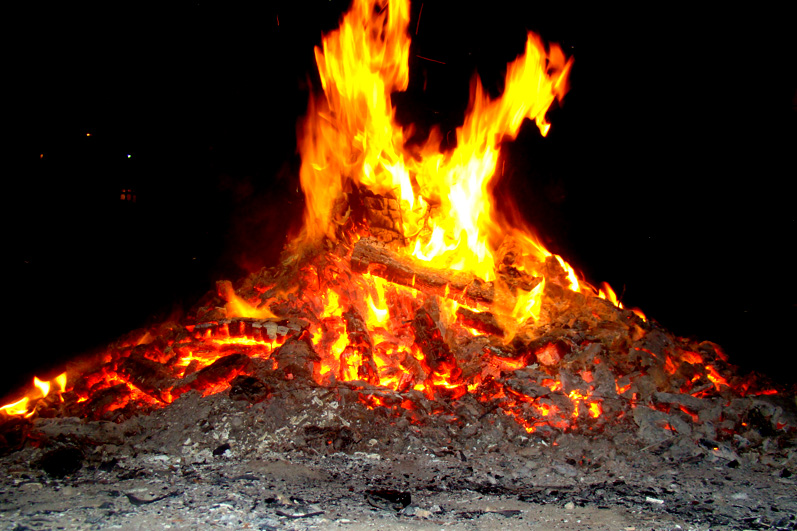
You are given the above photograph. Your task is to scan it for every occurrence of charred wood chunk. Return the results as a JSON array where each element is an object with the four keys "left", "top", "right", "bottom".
[
  {"left": 129, "top": 342, "right": 171, "bottom": 364},
  {"left": 559, "top": 368, "right": 589, "bottom": 395},
  {"left": 523, "top": 338, "right": 571, "bottom": 367},
  {"left": 172, "top": 353, "right": 252, "bottom": 398},
  {"left": 351, "top": 237, "right": 495, "bottom": 306},
  {"left": 505, "top": 378, "right": 553, "bottom": 399},
  {"left": 592, "top": 363, "right": 619, "bottom": 400},
  {"left": 226, "top": 319, "right": 245, "bottom": 337},
  {"left": 182, "top": 359, "right": 200, "bottom": 378},
  {"left": 633, "top": 406, "right": 692, "bottom": 443},
  {"left": 83, "top": 384, "right": 131, "bottom": 420},
  {"left": 360, "top": 189, "right": 405, "bottom": 243},
  {"left": 412, "top": 308, "right": 461, "bottom": 381},
  {"left": 195, "top": 306, "right": 227, "bottom": 323},
  {"left": 652, "top": 391, "right": 711, "bottom": 413},
  {"left": 456, "top": 307, "right": 504, "bottom": 337},
  {"left": 229, "top": 375, "right": 272, "bottom": 403},
  {"left": 493, "top": 238, "right": 546, "bottom": 295},
  {"left": 365, "top": 489, "right": 411, "bottom": 511},
  {"left": 260, "top": 320, "right": 288, "bottom": 342},
  {"left": 343, "top": 307, "right": 374, "bottom": 351},
  {"left": 541, "top": 254, "right": 571, "bottom": 289},
  {"left": 117, "top": 355, "right": 175, "bottom": 403},
  {"left": 216, "top": 279, "right": 236, "bottom": 303},
  {"left": 497, "top": 264, "right": 542, "bottom": 293},
  {"left": 196, "top": 353, "right": 251, "bottom": 384},
  {"left": 495, "top": 240, "right": 543, "bottom": 293},
  {"left": 273, "top": 335, "right": 320, "bottom": 380}
]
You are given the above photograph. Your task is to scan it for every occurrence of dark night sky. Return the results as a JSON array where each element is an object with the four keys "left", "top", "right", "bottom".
[{"left": 6, "top": 1, "right": 796, "bottom": 396}]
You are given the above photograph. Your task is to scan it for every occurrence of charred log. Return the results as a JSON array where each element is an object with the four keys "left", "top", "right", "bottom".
[
  {"left": 117, "top": 355, "right": 175, "bottom": 403},
  {"left": 82, "top": 384, "right": 132, "bottom": 420},
  {"left": 412, "top": 308, "right": 463, "bottom": 397},
  {"left": 172, "top": 354, "right": 252, "bottom": 399},
  {"left": 456, "top": 307, "right": 504, "bottom": 337},
  {"left": 351, "top": 237, "right": 496, "bottom": 306},
  {"left": 191, "top": 317, "right": 308, "bottom": 343},
  {"left": 412, "top": 308, "right": 452, "bottom": 374}
]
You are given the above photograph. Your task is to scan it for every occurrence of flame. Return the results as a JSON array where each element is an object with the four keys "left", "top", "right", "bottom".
[
  {"left": 681, "top": 351, "right": 703, "bottom": 365},
  {"left": 54, "top": 372, "right": 68, "bottom": 393},
  {"left": 0, "top": 397, "right": 31, "bottom": 417},
  {"left": 554, "top": 255, "right": 580, "bottom": 292},
  {"left": 705, "top": 365, "right": 730, "bottom": 390},
  {"left": 33, "top": 376, "right": 50, "bottom": 397},
  {"left": 598, "top": 282, "right": 621, "bottom": 307},
  {"left": 511, "top": 278, "right": 546, "bottom": 324},
  {"left": 219, "top": 281, "right": 277, "bottom": 319},
  {"left": 1, "top": 372, "right": 68, "bottom": 418},
  {"left": 296, "top": 0, "right": 573, "bottom": 296},
  {"left": 297, "top": 0, "right": 411, "bottom": 244},
  {"left": 364, "top": 274, "right": 390, "bottom": 327}
]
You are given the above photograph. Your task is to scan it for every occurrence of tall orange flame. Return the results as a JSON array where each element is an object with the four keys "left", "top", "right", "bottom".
[{"left": 296, "top": 0, "right": 572, "bottom": 302}]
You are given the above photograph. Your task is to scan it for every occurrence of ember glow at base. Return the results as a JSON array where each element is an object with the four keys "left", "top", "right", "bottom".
[{"left": 3, "top": 0, "right": 789, "bottom": 438}]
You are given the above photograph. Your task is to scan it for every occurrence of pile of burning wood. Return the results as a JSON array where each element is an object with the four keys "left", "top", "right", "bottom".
[
  {"left": 1, "top": 228, "right": 791, "bottom": 459},
  {"left": 1, "top": 0, "right": 793, "bottom": 460}
]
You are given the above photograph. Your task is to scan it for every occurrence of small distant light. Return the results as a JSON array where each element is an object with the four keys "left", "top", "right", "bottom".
[
  {"left": 86, "top": 133, "right": 91, "bottom": 137},
  {"left": 39, "top": 153, "right": 44, "bottom": 159},
  {"left": 127, "top": 154, "right": 132, "bottom": 159}
]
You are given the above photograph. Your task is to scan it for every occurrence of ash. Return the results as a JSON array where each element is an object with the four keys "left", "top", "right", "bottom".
[{"left": 1, "top": 388, "right": 795, "bottom": 530}]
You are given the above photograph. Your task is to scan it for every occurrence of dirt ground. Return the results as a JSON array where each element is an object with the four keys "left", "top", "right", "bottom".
[{"left": 1, "top": 389, "right": 795, "bottom": 530}]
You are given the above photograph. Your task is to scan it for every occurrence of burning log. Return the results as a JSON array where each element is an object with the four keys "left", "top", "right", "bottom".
[
  {"left": 117, "top": 354, "right": 176, "bottom": 403},
  {"left": 412, "top": 307, "right": 454, "bottom": 373},
  {"left": 412, "top": 307, "right": 464, "bottom": 398},
  {"left": 172, "top": 353, "right": 252, "bottom": 399},
  {"left": 81, "top": 384, "right": 132, "bottom": 420},
  {"left": 351, "top": 237, "right": 497, "bottom": 306},
  {"left": 455, "top": 307, "right": 504, "bottom": 337},
  {"left": 192, "top": 317, "right": 306, "bottom": 342}
]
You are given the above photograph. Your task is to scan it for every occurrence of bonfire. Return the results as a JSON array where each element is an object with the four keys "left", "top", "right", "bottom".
[{"left": 1, "top": 0, "right": 786, "bottom": 449}]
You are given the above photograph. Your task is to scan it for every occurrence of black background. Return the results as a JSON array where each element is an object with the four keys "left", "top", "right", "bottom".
[{"left": 6, "top": 1, "right": 795, "bottom": 398}]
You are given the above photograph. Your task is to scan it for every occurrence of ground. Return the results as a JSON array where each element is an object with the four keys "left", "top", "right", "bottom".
[{"left": 1, "top": 390, "right": 795, "bottom": 530}]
